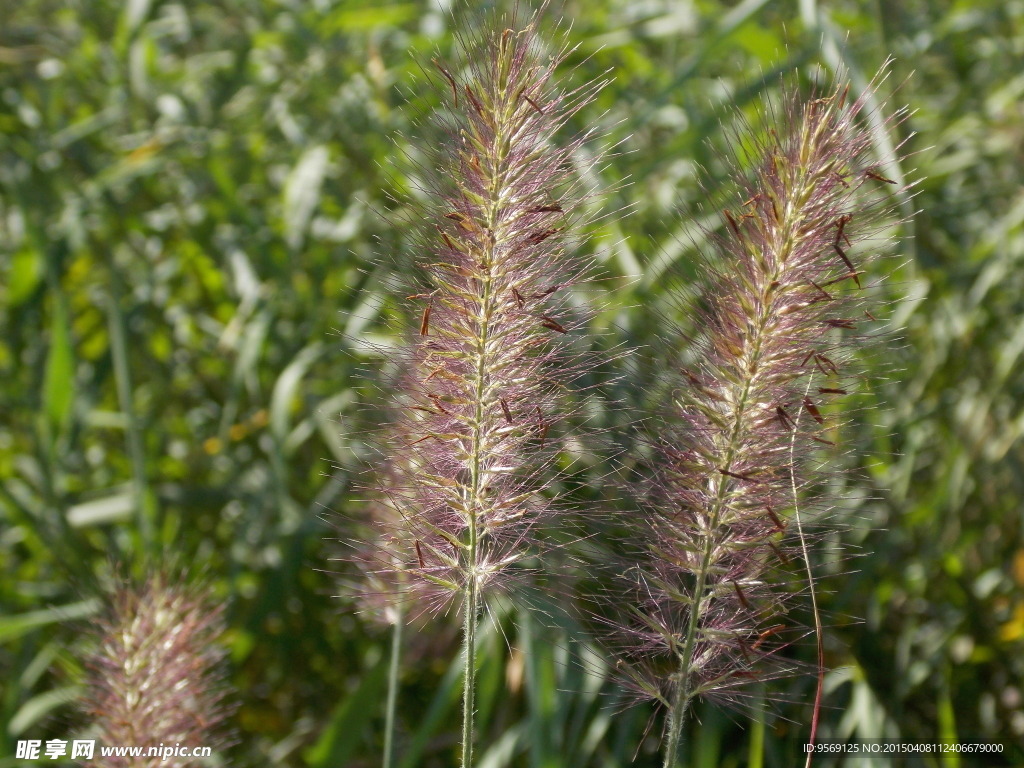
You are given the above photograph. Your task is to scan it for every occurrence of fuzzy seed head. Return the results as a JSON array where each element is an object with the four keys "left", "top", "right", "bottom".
[
  {"left": 83, "top": 577, "right": 231, "bottom": 767},
  {"left": 613, "top": 75, "right": 904, "bottom": 713},
  {"left": 359, "top": 14, "right": 605, "bottom": 617}
]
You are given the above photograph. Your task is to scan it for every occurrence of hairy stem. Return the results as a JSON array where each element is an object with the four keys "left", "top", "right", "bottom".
[
  {"left": 461, "top": 581, "right": 478, "bottom": 767},
  {"left": 662, "top": 682, "right": 689, "bottom": 768},
  {"left": 459, "top": 56, "right": 507, "bottom": 768},
  {"left": 383, "top": 600, "right": 404, "bottom": 768}
]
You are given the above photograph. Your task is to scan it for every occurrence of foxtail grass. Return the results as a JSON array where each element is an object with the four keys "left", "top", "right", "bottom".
[
  {"left": 609, "top": 74, "right": 906, "bottom": 767},
  {"left": 359, "top": 10, "right": 606, "bottom": 766},
  {"left": 83, "top": 576, "right": 231, "bottom": 768}
]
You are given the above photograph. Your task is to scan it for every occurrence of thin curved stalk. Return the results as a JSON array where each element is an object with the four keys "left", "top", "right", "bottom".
[
  {"left": 383, "top": 600, "right": 405, "bottom": 768},
  {"left": 792, "top": 377, "right": 825, "bottom": 768}
]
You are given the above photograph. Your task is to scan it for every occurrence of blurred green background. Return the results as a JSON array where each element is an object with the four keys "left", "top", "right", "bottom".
[{"left": 2, "top": 0, "right": 1024, "bottom": 765}]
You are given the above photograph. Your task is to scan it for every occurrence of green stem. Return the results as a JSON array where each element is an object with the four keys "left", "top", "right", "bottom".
[
  {"left": 383, "top": 601, "right": 405, "bottom": 768},
  {"left": 461, "top": 581, "right": 479, "bottom": 767},
  {"left": 748, "top": 683, "right": 766, "bottom": 768},
  {"left": 664, "top": 335, "right": 760, "bottom": 768},
  {"left": 662, "top": 682, "right": 690, "bottom": 768}
]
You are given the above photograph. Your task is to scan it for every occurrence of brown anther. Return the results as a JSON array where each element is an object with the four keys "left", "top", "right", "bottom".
[
  {"left": 824, "top": 318, "right": 857, "bottom": 330},
  {"left": 529, "top": 204, "right": 563, "bottom": 213},
  {"left": 523, "top": 94, "right": 545, "bottom": 114},
  {"left": 415, "top": 540, "right": 426, "bottom": 569},
  {"left": 766, "top": 504, "right": 785, "bottom": 532},
  {"left": 525, "top": 228, "right": 559, "bottom": 246},
  {"left": 832, "top": 243, "right": 861, "bottom": 287},
  {"left": 776, "top": 405, "right": 794, "bottom": 430},
  {"left": 535, "top": 406, "right": 549, "bottom": 448},
  {"left": 427, "top": 393, "right": 450, "bottom": 415},
  {"left": 436, "top": 227, "right": 456, "bottom": 250},
  {"left": 752, "top": 624, "right": 786, "bottom": 650},
  {"left": 815, "top": 353, "right": 839, "bottom": 376},
  {"left": 811, "top": 436, "right": 837, "bottom": 446},
  {"left": 724, "top": 209, "right": 743, "bottom": 239},
  {"left": 738, "top": 637, "right": 753, "bottom": 662},
  {"left": 541, "top": 315, "right": 567, "bottom": 334},
  {"left": 809, "top": 280, "right": 833, "bottom": 302},
  {"left": 733, "top": 581, "right": 751, "bottom": 610},
  {"left": 803, "top": 397, "right": 825, "bottom": 424},
  {"left": 511, "top": 286, "right": 525, "bottom": 309},
  {"left": 818, "top": 387, "right": 847, "bottom": 395},
  {"left": 835, "top": 215, "right": 853, "bottom": 248},
  {"left": 864, "top": 310, "right": 877, "bottom": 321},
  {"left": 464, "top": 84, "right": 485, "bottom": 118},
  {"left": 768, "top": 541, "right": 791, "bottom": 567},
  {"left": 719, "top": 468, "right": 760, "bottom": 484},
  {"left": 420, "top": 302, "right": 432, "bottom": 336},
  {"left": 432, "top": 59, "right": 458, "bottom": 107},
  {"left": 500, "top": 398, "right": 513, "bottom": 424},
  {"left": 865, "top": 169, "right": 896, "bottom": 184},
  {"left": 531, "top": 284, "right": 560, "bottom": 299}
]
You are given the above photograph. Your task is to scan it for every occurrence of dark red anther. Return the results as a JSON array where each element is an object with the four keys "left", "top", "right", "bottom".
[
  {"left": 803, "top": 397, "right": 825, "bottom": 424},
  {"left": 415, "top": 541, "right": 426, "bottom": 569},
  {"left": 541, "top": 315, "right": 567, "bottom": 334}
]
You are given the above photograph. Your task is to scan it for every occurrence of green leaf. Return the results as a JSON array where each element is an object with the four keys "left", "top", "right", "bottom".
[
  {"left": 66, "top": 488, "right": 135, "bottom": 527},
  {"left": 322, "top": 5, "right": 418, "bottom": 32},
  {"left": 7, "top": 686, "right": 81, "bottom": 736},
  {"left": 304, "top": 654, "right": 388, "bottom": 767},
  {"left": 6, "top": 249, "right": 43, "bottom": 307},
  {"left": 271, "top": 342, "right": 324, "bottom": 447},
  {"left": 477, "top": 723, "right": 525, "bottom": 768},
  {"left": 19, "top": 641, "right": 59, "bottom": 691},
  {"left": 0, "top": 599, "right": 102, "bottom": 644},
  {"left": 42, "top": 293, "right": 74, "bottom": 431},
  {"left": 283, "top": 146, "right": 329, "bottom": 250}
]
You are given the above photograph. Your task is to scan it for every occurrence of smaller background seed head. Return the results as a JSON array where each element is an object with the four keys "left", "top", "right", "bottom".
[{"left": 82, "top": 574, "right": 232, "bottom": 767}]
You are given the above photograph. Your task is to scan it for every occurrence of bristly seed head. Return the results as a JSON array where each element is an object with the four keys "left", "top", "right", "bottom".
[
  {"left": 608, "top": 71, "right": 905, "bottom": 727},
  {"left": 83, "top": 576, "right": 232, "bottom": 767},
  {"left": 358, "top": 10, "right": 607, "bottom": 619}
]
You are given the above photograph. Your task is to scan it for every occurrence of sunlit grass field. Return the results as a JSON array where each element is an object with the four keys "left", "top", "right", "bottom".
[{"left": 2, "top": 0, "right": 1024, "bottom": 765}]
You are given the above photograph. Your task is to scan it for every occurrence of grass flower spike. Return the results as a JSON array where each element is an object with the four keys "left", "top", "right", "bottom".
[
  {"left": 83, "top": 577, "right": 230, "bottom": 767},
  {"left": 615, "top": 77, "right": 904, "bottom": 767},
  {"left": 368, "top": 12, "right": 604, "bottom": 766}
]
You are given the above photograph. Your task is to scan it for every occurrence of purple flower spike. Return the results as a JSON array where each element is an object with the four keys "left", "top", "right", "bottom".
[
  {"left": 613, "top": 75, "right": 907, "bottom": 767},
  {"left": 356, "top": 11, "right": 608, "bottom": 766}
]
